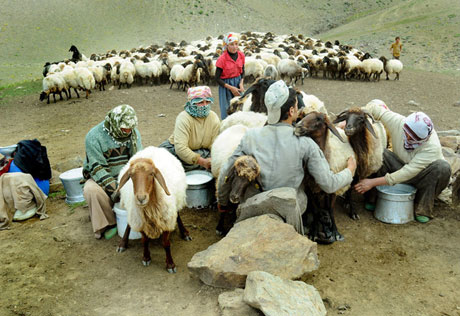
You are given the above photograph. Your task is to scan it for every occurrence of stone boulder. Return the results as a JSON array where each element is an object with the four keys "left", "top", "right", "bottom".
[
  {"left": 244, "top": 271, "right": 326, "bottom": 316},
  {"left": 187, "top": 215, "right": 319, "bottom": 288},
  {"left": 442, "top": 147, "right": 460, "bottom": 175},
  {"left": 49, "top": 169, "right": 64, "bottom": 194},
  {"left": 439, "top": 136, "right": 460, "bottom": 152},
  {"left": 218, "top": 289, "right": 262, "bottom": 316}
]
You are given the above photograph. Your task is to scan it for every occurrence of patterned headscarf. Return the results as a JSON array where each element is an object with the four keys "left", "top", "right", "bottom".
[
  {"left": 103, "top": 104, "right": 139, "bottom": 154},
  {"left": 223, "top": 32, "right": 239, "bottom": 50},
  {"left": 402, "top": 112, "right": 434, "bottom": 150},
  {"left": 184, "top": 86, "right": 214, "bottom": 118}
]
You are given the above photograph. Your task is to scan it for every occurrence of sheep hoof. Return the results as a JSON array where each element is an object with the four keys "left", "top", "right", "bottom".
[
  {"left": 351, "top": 213, "right": 360, "bottom": 220},
  {"left": 183, "top": 235, "right": 192, "bottom": 241},
  {"left": 216, "top": 229, "right": 224, "bottom": 236},
  {"left": 167, "top": 267, "right": 177, "bottom": 274},
  {"left": 335, "top": 233, "right": 345, "bottom": 242},
  {"left": 142, "top": 260, "right": 151, "bottom": 266},
  {"left": 116, "top": 246, "right": 126, "bottom": 253}
]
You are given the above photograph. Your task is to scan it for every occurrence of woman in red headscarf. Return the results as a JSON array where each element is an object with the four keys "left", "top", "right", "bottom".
[{"left": 215, "top": 32, "right": 245, "bottom": 120}]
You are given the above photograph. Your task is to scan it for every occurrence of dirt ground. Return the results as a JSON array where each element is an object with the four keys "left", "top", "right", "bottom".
[{"left": 1, "top": 70, "right": 460, "bottom": 316}]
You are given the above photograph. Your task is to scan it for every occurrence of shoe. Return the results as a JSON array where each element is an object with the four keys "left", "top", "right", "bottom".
[
  {"left": 104, "top": 227, "right": 118, "bottom": 240},
  {"left": 13, "top": 207, "right": 37, "bottom": 221},
  {"left": 415, "top": 215, "right": 430, "bottom": 223},
  {"left": 94, "top": 232, "right": 102, "bottom": 239}
]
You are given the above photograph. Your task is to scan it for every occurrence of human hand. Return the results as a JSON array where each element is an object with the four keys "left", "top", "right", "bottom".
[
  {"left": 110, "top": 190, "right": 121, "bottom": 203},
  {"left": 229, "top": 86, "right": 241, "bottom": 97},
  {"left": 336, "top": 121, "right": 346, "bottom": 129},
  {"left": 347, "top": 156, "right": 357, "bottom": 176},
  {"left": 197, "top": 157, "right": 211, "bottom": 169},
  {"left": 238, "top": 83, "right": 245, "bottom": 93},
  {"left": 354, "top": 178, "right": 374, "bottom": 194}
]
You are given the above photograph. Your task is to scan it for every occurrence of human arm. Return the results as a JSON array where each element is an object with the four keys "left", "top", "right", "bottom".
[
  {"left": 84, "top": 136, "right": 118, "bottom": 198},
  {"left": 304, "top": 139, "right": 355, "bottom": 194},
  {"left": 354, "top": 176, "right": 388, "bottom": 194}
]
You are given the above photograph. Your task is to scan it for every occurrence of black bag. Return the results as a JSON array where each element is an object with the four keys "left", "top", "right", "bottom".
[{"left": 13, "top": 139, "right": 52, "bottom": 180}]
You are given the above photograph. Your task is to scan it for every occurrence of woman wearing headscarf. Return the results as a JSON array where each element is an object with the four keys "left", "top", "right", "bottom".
[
  {"left": 215, "top": 32, "right": 245, "bottom": 119},
  {"left": 83, "top": 104, "right": 142, "bottom": 239},
  {"left": 354, "top": 100, "right": 451, "bottom": 223},
  {"left": 160, "top": 86, "right": 220, "bottom": 171}
]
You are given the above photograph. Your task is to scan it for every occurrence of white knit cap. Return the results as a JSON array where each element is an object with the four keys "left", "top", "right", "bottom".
[{"left": 265, "top": 80, "right": 289, "bottom": 124}]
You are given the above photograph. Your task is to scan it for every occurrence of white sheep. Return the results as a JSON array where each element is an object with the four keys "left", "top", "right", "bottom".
[
  {"left": 263, "top": 64, "right": 278, "bottom": 80},
  {"left": 277, "top": 59, "right": 306, "bottom": 85},
  {"left": 244, "top": 58, "right": 265, "bottom": 83},
  {"left": 74, "top": 67, "right": 95, "bottom": 98},
  {"left": 219, "top": 111, "right": 267, "bottom": 133},
  {"left": 116, "top": 146, "right": 191, "bottom": 273},
  {"left": 39, "top": 72, "right": 69, "bottom": 104},
  {"left": 297, "top": 91, "right": 328, "bottom": 117},
  {"left": 379, "top": 56, "right": 403, "bottom": 80},
  {"left": 118, "top": 59, "right": 136, "bottom": 88},
  {"left": 211, "top": 124, "right": 249, "bottom": 179},
  {"left": 169, "top": 64, "right": 185, "bottom": 89}
]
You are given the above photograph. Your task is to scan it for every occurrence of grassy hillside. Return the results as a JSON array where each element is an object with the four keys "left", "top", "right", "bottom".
[{"left": 0, "top": 0, "right": 458, "bottom": 85}]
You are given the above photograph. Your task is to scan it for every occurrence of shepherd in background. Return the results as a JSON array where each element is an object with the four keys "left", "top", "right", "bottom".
[
  {"left": 215, "top": 32, "right": 245, "bottom": 120},
  {"left": 390, "top": 36, "right": 403, "bottom": 60}
]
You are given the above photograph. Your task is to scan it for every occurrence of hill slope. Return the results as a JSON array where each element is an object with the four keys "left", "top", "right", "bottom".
[{"left": 0, "top": 0, "right": 458, "bottom": 85}]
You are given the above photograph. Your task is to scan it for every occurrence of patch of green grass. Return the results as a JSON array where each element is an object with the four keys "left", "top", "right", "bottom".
[
  {"left": 49, "top": 189, "right": 66, "bottom": 199},
  {"left": 0, "top": 79, "right": 41, "bottom": 104},
  {"left": 68, "top": 201, "right": 87, "bottom": 214}
]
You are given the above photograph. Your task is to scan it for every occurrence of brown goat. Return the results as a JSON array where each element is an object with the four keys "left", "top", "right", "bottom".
[
  {"left": 116, "top": 158, "right": 191, "bottom": 273},
  {"left": 216, "top": 155, "right": 263, "bottom": 236},
  {"left": 295, "top": 112, "right": 346, "bottom": 243},
  {"left": 333, "top": 107, "right": 387, "bottom": 220}
]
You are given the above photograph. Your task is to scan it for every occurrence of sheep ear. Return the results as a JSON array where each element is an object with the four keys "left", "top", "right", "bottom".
[
  {"left": 365, "top": 119, "right": 377, "bottom": 138},
  {"left": 153, "top": 168, "right": 171, "bottom": 196},
  {"left": 364, "top": 112, "right": 375, "bottom": 123},
  {"left": 118, "top": 169, "right": 131, "bottom": 191},
  {"left": 225, "top": 166, "right": 236, "bottom": 184},
  {"left": 332, "top": 110, "right": 348, "bottom": 124},
  {"left": 326, "top": 120, "right": 345, "bottom": 143},
  {"left": 255, "top": 174, "right": 263, "bottom": 191}
]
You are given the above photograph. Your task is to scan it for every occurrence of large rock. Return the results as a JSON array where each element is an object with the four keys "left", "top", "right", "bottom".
[
  {"left": 188, "top": 215, "right": 319, "bottom": 288},
  {"left": 442, "top": 147, "right": 460, "bottom": 175},
  {"left": 243, "top": 271, "right": 326, "bottom": 316},
  {"left": 439, "top": 136, "right": 460, "bottom": 152},
  {"left": 49, "top": 169, "right": 64, "bottom": 194},
  {"left": 218, "top": 289, "right": 263, "bottom": 316}
]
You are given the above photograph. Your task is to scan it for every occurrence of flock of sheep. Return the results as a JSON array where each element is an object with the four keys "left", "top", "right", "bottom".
[{"left": 39, "top": 32, "right": 403, "bottom": 103}]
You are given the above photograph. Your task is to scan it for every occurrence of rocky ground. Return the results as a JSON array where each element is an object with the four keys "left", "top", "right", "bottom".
[{"left": 1, "top": 69, "right": 460, "bottom": 315}]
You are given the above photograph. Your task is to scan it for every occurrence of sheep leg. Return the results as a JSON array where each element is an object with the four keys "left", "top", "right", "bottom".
[
  {"left": 161, "top": 231, "right": 176, "bottom": 273},
  {"left": 74, "top": 88, "right": 80, "bottom": 98},
  {"left": 63, "top": 89, "right": 69, "bottom": 100},
  {"left": 52, "top": 93, "right": 57, "bottom": 103},
  {"left": 85, "top": 89, "right": 89, "bottom": 99},
  {"left": 169, "top": 80, "right": 174, "bottom": 89},
  {"left": 177, "top": 214, "right": 192, "bottom": 241},
  {"left": 345, "top": 188, "right": 359, "bottom": 220},
  {"left": 116, "top": 224, "right": 131, "bottom": 253},
  {"left": 141, "top": 232, "right": 151, "bottom": 266},
  {"left": 328, "top": 194, "right": 344, "bottom": 241},
  {"left": 216, "top": 212, "right": 226, "bottom": 236}
]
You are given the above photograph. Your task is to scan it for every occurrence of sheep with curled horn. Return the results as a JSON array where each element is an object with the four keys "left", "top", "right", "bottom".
[
  {"left": 332, "top": 107, "right": 387, "bottom": 220},
  {"left": 295, "top": 111, "right": 354, "bottom": 243}
]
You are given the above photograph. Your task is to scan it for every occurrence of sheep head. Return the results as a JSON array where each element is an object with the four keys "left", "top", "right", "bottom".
[
  {"left": 225, "top": 156, "right": 262, "bottom": 204},
  {"left": 333, "top": 108, "right": 376, "bottom": 138},
  {"left": 118, "top": 158, "right": 170, "bottom": 207},
  {"left": 295, "top": 111, "right": 344, "bottom": 151}
]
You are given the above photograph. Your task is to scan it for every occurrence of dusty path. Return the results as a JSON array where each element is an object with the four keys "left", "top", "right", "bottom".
[{"left": 1, "top": 69, "right": 460, "bottom": 316}]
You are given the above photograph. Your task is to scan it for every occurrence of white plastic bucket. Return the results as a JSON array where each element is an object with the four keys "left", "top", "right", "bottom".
[
  {"left": 185, "top": 170, "right": 214, "bottom": 209},
  {"left": 0, "top": 144, "right": 17, "bottom": 158},
  {"left": 59, "top": 167, "right": 85, "bottom": 204},
  {"left": 113, "top": 203, "right": 142, "bottom": 239}
]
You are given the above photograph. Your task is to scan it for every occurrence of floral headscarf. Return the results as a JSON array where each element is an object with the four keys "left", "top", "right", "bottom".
[
  {"left": 103, "top": 104, "right": 139, "bottom": 154},
  {"left": 184, "top": 86, "right": 214, "bottom": 118},
  {"left": 223, "top": 32, "right": 239, "bottom": 50},
  {"left": 402, "top": 112, "right": 434, "bottom": 150}
]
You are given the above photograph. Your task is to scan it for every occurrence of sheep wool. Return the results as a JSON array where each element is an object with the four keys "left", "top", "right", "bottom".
[{"left": 118, "top": 146, "right": 187, "bottom": 239}]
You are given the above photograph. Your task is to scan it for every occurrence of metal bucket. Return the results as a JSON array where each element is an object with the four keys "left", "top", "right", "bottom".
[
  {"left": 113, "top": 203, "right": 142, "bottom": 240},
  {"left": 185, "top": 170, "right": 214, "bottom": 209},
  {"left": 374, "top": 184, "right": 417, "bottom": 224},
  {"left": 59, "top": 167, "right": 85, "bottom": 204},
  {"left": 0, "top": 144, "right": 17, "bottom": 158}
]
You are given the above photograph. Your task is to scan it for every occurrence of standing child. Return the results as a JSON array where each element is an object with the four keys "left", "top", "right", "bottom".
[{"left": 390, "top": 36, "right": 403, "bottom": 60}]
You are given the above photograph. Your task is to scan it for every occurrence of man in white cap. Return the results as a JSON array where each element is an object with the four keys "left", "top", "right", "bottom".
[
  {"left": 217, "top": 80, "right": 356, "bottom": 236},
  {"left": 355, "top": 100, "right": 451, "bottom": 223}
]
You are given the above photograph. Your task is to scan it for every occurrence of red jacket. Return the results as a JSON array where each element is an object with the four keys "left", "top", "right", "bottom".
[{"left": 216, "top": 50, "right": 245, "bottom": 79}]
